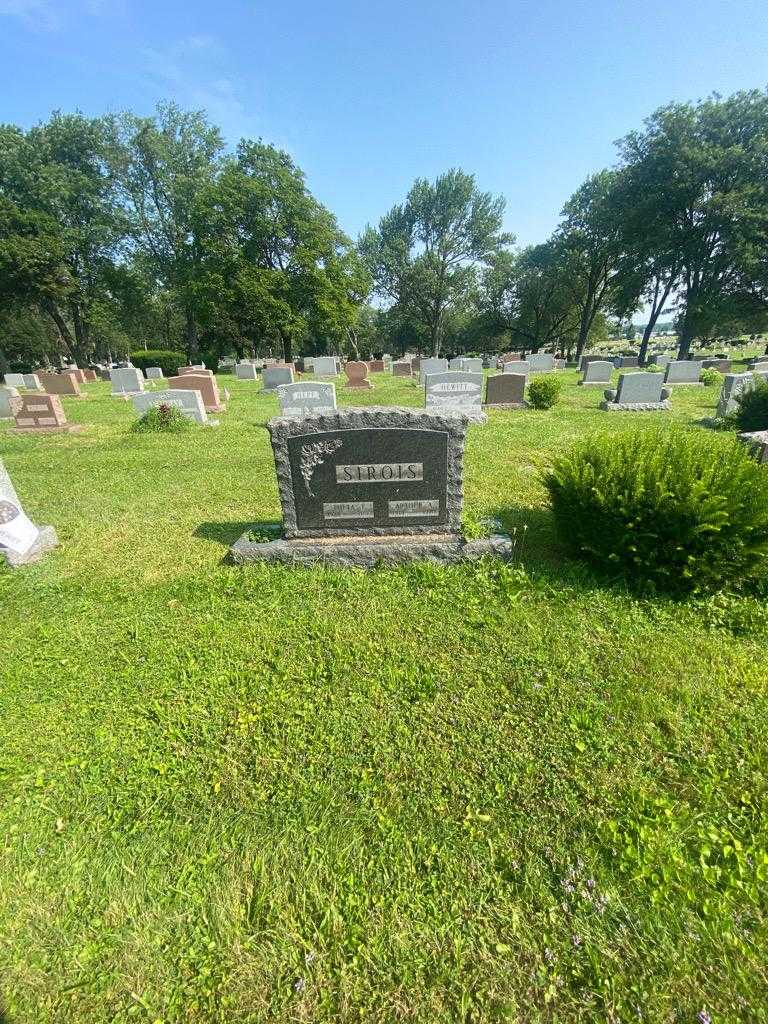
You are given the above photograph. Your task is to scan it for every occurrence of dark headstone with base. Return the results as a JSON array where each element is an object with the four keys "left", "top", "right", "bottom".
[
  {"left": 484, "top": 372, "right": 526, "bottom": 408},
  {"left": 230, "top": 407, "right": 512, "bottom": 567}
]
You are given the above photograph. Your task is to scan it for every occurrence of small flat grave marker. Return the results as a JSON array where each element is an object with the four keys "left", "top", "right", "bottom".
[{"left": 277, "top": 382, "right": 337, "bottom": 417}]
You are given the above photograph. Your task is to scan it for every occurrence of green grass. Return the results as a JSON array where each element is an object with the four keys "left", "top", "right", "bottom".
[{"left": 1, "top": 366, "right": 767, "bottom": 1023}]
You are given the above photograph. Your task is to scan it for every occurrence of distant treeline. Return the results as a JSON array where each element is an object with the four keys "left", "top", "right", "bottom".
[{"left": 2, "top": 90, "right": 768, "bottom": 371}]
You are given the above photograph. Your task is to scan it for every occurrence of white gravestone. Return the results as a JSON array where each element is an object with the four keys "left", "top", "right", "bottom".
[
  {"left": 145, "top": 367, "right": 164, "bottom": 380},
  {"left": 503, "top": 361, "right": 531, "bottom": 376},
  {"left": 579, "top": 360, "right": 613, "bottom": 386},
  {"left": 131, "top": 389, "right": 209, "bottom": 424},
  {"left": 263, "top": 366, "right": 294, "bottom": 390},
  {"left": 277, "top": 382, "right": 337, "bottom": 417},
  {"left": 529, "top": 353, "right": 555, "bottom": 372},
  {"left": 425, "top": 371, "right": 486, "bottom": 422},
  {"left": 664, "top": 360, "right": 703, "bottom": 386},
  {"left": 311, "top": 356, "right": 339, "bottom": 376},
  {"left": 3, "top": 374, "right": 25, "bottom": 388},
  {"left": 0, "top": 458, "right": 58, "bottom": 566},
  {"left": 23, "top": 374, "right": 42, "bottom": 390},
  {"left": 111, "top": 367, "right": 145, "bottom": 394},
  {"left": 0, "top": 387, "right": 20, "bottom": 419},
  {"left": 235, "top": 362, "right": 259, "bottom": 380},
  {"left": 419, "top": 358, "right": 449, "bottom": 385}
]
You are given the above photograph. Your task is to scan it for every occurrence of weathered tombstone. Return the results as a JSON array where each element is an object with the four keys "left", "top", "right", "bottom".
[
  {"left": 392, "top": 360, "right": 413, "bottom": 378},
  {"left": 411, "top": 356, "right": 421, "bottom": 373},
  {"left": 419, "top": 358, "right": 449, "bottom": 385},
  {"left": 529, "top": 353, "right": 555, "bottom": 373},
  {"left": 614, "top": 356, "right": 640, "bottom": 369},
  {"left": 579, "top": 360, "right": 613, "bottom": 386},
  {"left": 601, "top": 372, "right": 671, "bottom": 412},
  {"left": 83, "top": 369, "right": 98, "bottom": 382},
  {"left": 177, "top": 365, "right": 205, "bottom": 376},
  {"left": 312, "top": 356, "right": 339, "bottom": 377},
  {"left": 462, "top": 357, "right": 483, "bottom": 374},
  {"left": 262, "top": 366, "right": 294, "bottom": 390},
  {"left": 717, "top": 372, "right": 755, "bottom": 419},
  {"left": 235, "top": 362, "right": 258, "bottom": 380},
  {"left": 3, "top": 373, "right": 26, "bottom": 388},
  {"left": 39, "top": 371, "right": 82, "bottom": 397},
  {"left": 449, "top": 357, "right": 466, "bottom": 371},
  {"left": 664, "top": 360, "right": 703, "bottom": 386},
  {"left": 0, "top": 458, "right": 58, "bottom": 568},
  {"left": 367, "top": 359, "right": 386, "bottom": 374},
  {"left": 503, "top": 360, "right": 531, "bottom": 376},
  {"left": 229, "top": 407, "right": 512, "bottom": 567},
  {"left": 145, "top": 367, "right": 164, "bottom": 380},
  {"left": 131, "top": 389, "right": 209, "bottom": 424},
  {"left": 0, "top": 387, "right": 20, "bottom": 419},
  {"left": 738, "top": 430, "right": 768, "bottom": 464},
  {"left": 67, "top": 367, "right": 87, "bottom": 384},
  {"left": 702, "top": 359, "right": 732, "bottom": 373},
  {"left": 110, "top": 367, "right": 145, "bottom": 394},
  {"left": 166, "top": 373, "right": 224, "bottom": 412},
  {"left": 277, "top": 382, "right": 337, "bottom": 417},
  {"left": 424, "top": 371, "right": 485, "bottom": 419},
  {"left": 12, "top": 393, "right": 73, "bottom": 431},
  {"left": 484, "top": 372, "right": 526, "bottom": 409},
  {"left": 345, "top": 361, "right": 373, "bottom": 389}
]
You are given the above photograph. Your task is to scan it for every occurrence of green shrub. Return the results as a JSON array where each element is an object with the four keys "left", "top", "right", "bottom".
[
  {"left": 735, "top": 380, "right": 768, "bottom": 431},
  {"left": 527, "top": 376, "right": 561, "bottom": 410},
  {"left": 130, "top": 350, "right": 186, "bottom": 377},
  {"left": 701, "top": 367, "right": 723, "bottom": 387},
  {"left": 542, "top": 427, "right": 768, "bottom": 595},
  {"left": 644, "top": 363, "right": 662, "bottom": 373},
  {"left": 131, "top": 404, "right": 193, "bottom": 434}
]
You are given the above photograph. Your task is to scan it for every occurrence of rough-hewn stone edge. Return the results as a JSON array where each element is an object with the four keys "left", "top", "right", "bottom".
[
  {"left": 1, "top": 525, "right": 58, "bottom": 568},
  {"left": 600, "top": 400, "right": 672, "bottom": 412},
  {"left": 738, "top": 430, "right": 768, "bottom": 463},
  {"left": 266, "top": 406, "right": 472, "bottom": 539},
  {"left": 229, "top": 531, "right": 513, "bottom": 568}
]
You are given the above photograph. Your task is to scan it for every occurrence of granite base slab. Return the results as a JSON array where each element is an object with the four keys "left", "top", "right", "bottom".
[
  {"left": 664, "top": 382, "right": 704, "bottom": 387},
  {"left": 229, "top": 530, "right": 513, "bottom": 568},
  {"left": 11, "top": 424, "right": 85, "bottom": 434},
  {"left": 483, "top": 402, "right": 526, "bottom": 410},
  {"left": 578, "top": 381, "right": 612, "bottom": 387},
  {"left": 1, "top": 525, "right": 59, "bottom": 568},
  {"left": 600, "top": 401, "right": 671, "bottom": 412}
]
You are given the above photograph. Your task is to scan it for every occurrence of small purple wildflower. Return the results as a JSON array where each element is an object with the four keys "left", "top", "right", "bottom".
[
  {"left": 543, "top": 946, "right": 555, "bottom": 965},
  {"left": 293, "top": 977, "right": 306, "bottom": 994},
  {"left": 697, "top": 1012, "right": 712, "bottom": 1024},
  {"left": 586, "top": 877, "right": 596, "bottom": 890},
  {"left": 571, "top": 933, "right": 582, "bottom": 948}
]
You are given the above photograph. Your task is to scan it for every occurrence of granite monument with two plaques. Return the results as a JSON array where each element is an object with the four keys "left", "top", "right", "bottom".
[
  {"left": 424, "top": 371, "right": 486, "bottom": 422},
  {"left": 230, "top": 407, "right": 511, "bottom": 567},
  {"left": 131, "top": 389, "right": 210, "bottom": 424},
  {"left": 0, "top": 458, "right": 58, "bottom": 568},
  {"left": 277, "top": 382, "right": 336, "bottom": 417}
]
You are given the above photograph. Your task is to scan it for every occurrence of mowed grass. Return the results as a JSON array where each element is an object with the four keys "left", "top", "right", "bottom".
[{"left": 1, "top": 366, "right": 767, "bottom": 1023}]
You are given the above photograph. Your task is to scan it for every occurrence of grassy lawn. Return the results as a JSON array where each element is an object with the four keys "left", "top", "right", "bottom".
[{"left": 2, "top": 366, "right": 767, "bottom": 1023}]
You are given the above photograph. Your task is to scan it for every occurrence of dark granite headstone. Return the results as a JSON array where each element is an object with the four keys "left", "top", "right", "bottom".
[{"left": 485, "top": 372, "right": 525, "bottom": 408}]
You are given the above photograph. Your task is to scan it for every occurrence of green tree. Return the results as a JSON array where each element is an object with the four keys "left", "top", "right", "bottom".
[
  {"left": 616, "top": 90, "right": 768, "bottom": 358},
  {"left": 360, "top": 169, "right": 512, "bottom": 356},
  {"left": 0, "top": 113, "right": 125, "bottom": 364},
  {"left": 114, "top": 103, "right": 224, "bottom": 361}
]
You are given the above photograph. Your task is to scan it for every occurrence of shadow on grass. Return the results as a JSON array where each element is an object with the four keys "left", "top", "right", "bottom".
[{"left": 194, "top": 521, "right": 264, "bottom": 547}]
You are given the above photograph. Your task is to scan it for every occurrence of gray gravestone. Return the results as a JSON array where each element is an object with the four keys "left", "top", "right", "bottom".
[
  {"left": 0, "top": 457, "right": 58, "bottom": 567},
  {"left": 485, "top": 372, "right": 526, "bottom": 408},
  {"left": 131, "top": 389, "right": 209, "bottom": 424},
  {"left": 738, "top": 430, "right": 768, "bottom": 464},
  {"left": 579, "top": 360, "right": 613, "bottom": 386},
  {"left": 717, "top": 372, "right": 757, "bottom": 418},
  {"left": 229, "top": 407, "right": 512, "bottom": 567},
  {"left": 503, "top": 361, "right": 531, "bottom": 376},
  {"left": 664, "top": 360, "right": 703, "bottom": 386},
  {"left": 235, "top": 362, "right": 258, "bottom": 380},
  {"left": 602, "top": 372, "right": 670, "bottom": 411},
  {"left": 614, "top": 356, "right": 640, "bottom": 368},
  {"left": 579, "top": 354, "right": 608, "bottom": 370},
  {"left": 462, "top": 357, "right": 483, "bottom": 373},
  {"left": 529, "top": 353, "right": 555, "bottom": 372},
  {"left": 262, "top": 366, "right": 295, "bottom": 390},
  {"left": 111, "top": 367, "right": 145, "bottom": 394},
  {"left": 654, "top": 354, "right": 672, "bottom": 367},
  {"left": 0, "top": 387, "right": 20, "bottom": 419},
  {"left": 3, "top": 374, "right": 25, "bottom": 388},
  {"left": 392, "top": 360, "right": 413, "bottom": 377},
  {"left": 311, "top": 356, "right": 339, "bottom": 377},
  {"left": 277, "top": 382, "right": 337, "bottom": 417},
  {"left": 145, "top": 367, "right": 164, "bottom": 380},
  {"left": 424, "top": 371, "right": 485, "bottom": 418},
  {"left": 419, "top": 358, "right": 449, "bottom": 385}
]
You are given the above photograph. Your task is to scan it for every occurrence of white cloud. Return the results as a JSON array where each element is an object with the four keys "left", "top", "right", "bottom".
[
  {"left": 141, "top": 35, "right": 258, "bottom": 146},
  {"left": 0, "top": 0, "right": 60, "bottom": 31}
]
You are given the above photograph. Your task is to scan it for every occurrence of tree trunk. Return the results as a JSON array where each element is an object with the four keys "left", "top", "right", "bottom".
[
  {"left": 575, "top": 300, "right": 593, "bottom": 362},
  {"left": 185, "top": 308, "right": 200, "bottom": 362},
  {"left": 40, "top": 299, "right": 76, "bottom": 359},
  {"left": 677, "top": 312, "right": 696, "bottom": 359},
  {"left": 280, "top": 331, "right": 293, "bottom": 364},
  {"left": 70, "top": 301, "right": 90, "bottom": 366}
]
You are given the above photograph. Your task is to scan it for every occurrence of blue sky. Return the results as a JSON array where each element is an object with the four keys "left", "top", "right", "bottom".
[{"left": 1, "top": 0, "right": 766, "bottom": 249}]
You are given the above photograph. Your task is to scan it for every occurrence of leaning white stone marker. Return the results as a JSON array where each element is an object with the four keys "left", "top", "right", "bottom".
[{"left": 0, "top": 458, "right": 58, "bottom": 568}]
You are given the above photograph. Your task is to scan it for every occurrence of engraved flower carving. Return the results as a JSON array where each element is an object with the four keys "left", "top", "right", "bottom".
[
  {"left": 0, "top": 499, "right": 20, "bottom": 525},
  {"left": 300, "top": 439, "right": 342, "bottom": 497}
]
